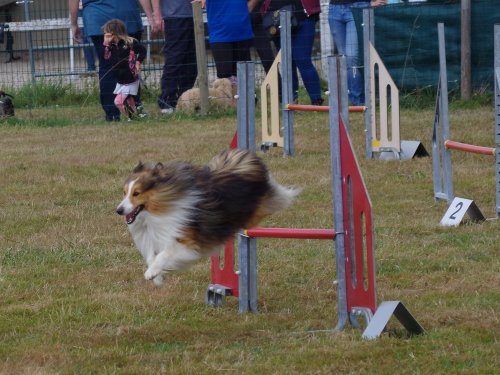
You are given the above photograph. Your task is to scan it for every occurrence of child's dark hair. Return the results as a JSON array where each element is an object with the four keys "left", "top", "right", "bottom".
[{"left": 102, "top": 19, "right": 135, "bottom": 45}]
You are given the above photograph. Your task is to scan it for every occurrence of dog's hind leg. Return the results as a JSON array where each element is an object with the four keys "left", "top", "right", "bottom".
[{"left": 144, "top": 245, "right": 202, "bottom": 282}]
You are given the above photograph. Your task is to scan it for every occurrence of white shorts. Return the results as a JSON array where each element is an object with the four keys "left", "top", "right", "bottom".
[{"left": 114, "top": 79, "right": 140, "bottom": 96}]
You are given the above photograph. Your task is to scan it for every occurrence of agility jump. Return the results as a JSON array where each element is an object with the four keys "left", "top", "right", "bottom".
[
  {"left": 260, "top": 9, "right": 426, "bottom": 160},
  {"left": 433, "top": 23, "right": 500, "bottom": 221},
  {"left": 206, "top": 58, "right": 423, "bottom": 339}
]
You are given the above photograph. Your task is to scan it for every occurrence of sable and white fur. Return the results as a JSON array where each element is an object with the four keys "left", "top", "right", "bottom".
[{"left": 116, "top": 149, "right": 300, "bottom": 285}]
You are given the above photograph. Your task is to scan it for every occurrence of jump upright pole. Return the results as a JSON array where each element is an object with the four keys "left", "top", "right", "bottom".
[
  {"left": 433, "top": 23, "right": 456, "bottom": 203},
  {"left": 281, "top": 10, "right": 294, "bottom": 156},
  {"left": 327, "top": 56, "right": 349, "bottom": 330}
]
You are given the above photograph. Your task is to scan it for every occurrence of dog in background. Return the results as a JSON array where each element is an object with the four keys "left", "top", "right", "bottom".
[
  {"left": 176, "top": 78, "right": 233, "bottom": 114},
  {"left": 116, "top": 149, "right": 300, "bottom": 285},
  {"left": 0, "top": 91, "right": 14, "bottom": 117}
]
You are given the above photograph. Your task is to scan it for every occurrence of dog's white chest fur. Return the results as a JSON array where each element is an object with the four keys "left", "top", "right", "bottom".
[
  {"left": 129, "top": 211, "right": 181, "bottom": 262},
  {"left": 127, "top": 197, "right": 204, "bottom": 284}
]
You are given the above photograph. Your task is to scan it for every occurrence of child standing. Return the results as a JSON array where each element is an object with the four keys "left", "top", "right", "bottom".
[{"left": 102, "top": 19, "right": 147, "bottom": 120}]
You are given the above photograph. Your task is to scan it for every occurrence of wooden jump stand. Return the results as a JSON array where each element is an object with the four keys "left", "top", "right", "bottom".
[{"left": 362, "top": 9, "right": 428, "bottom": 161}]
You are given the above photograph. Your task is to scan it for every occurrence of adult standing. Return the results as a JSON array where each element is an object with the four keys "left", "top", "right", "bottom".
[
  {"left": 78, "top": 1, "right": 96, "bottom": 72},
  {"left": 328, "top": 0, "right": 386, "bottom": 106},
  {"left": 200, "top": 0, "right": 254, "bottom": 104},
  {"left": 248, "top": 0, "right": 276, "bottom": 75},
  {"left": 156, "top": 0, "right": 198, "bottom": 114},
  {"left": 69, "top": 0, "right": 162, "bottom": 121}
]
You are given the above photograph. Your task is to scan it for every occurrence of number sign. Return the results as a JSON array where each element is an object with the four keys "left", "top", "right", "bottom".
[{"left": 440, "top": 197, "right": 485, "bottom": 226}]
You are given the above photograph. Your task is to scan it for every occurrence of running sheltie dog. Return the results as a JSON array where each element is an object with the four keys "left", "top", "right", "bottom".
[{"left": 116, "top": 149, "right": 300, "bottom": 285}]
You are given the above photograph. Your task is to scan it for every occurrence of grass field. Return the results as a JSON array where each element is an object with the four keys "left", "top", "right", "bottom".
[{"left": 0, "top": 101, "right": 498, "bottom": 374}]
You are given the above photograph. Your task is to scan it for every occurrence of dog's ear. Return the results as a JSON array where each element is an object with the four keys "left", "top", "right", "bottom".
[
  {"left": 152, "top": 162, "right": 163, "bottom": 176},
  {"left": 133, "top": 161, "right": 145, "bottom": 173}
]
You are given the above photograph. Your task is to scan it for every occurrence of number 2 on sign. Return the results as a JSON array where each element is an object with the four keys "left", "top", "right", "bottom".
[
  {"left": 440, "top": 197, "right": 477, "bottom": 226},
  {"left": 449, "top": 201, "right": 463, "bottom": 220}
]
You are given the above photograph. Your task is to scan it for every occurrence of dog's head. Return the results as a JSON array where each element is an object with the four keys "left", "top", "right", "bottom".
[{"left": 116, "top": 161, "right": 197, "bottom": 224}]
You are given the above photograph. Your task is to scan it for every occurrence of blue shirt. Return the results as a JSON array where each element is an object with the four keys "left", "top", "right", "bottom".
[
  {"left": 81, "top": 0, "right": 144, "bottom": 36},
  {"left": 206, "top": 0, "right": 253, "bottom": 43}
]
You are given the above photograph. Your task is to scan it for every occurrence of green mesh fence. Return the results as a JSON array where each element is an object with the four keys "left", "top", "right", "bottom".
[{"left": 354, "top": 0, "right": 499, "bottom": 92}]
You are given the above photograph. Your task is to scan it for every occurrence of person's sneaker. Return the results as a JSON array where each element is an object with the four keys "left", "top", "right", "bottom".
[
  {"left": 134, "top": 104, "right": 148, "bottom": 119},
  {"left": 160, "top": 104, "right": 175, "bottom": 115}
]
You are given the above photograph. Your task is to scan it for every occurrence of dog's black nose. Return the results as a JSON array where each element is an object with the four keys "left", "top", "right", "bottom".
[{"left": 116, "top": 207, "right": 124, "bottom": 215}]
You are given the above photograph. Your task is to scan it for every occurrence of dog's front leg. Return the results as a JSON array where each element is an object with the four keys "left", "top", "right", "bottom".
[{"left": 144, "top": 246, "right": 201, "bottom": 282}]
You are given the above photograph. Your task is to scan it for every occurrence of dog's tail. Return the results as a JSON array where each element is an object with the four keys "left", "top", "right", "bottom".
[
  {"left": 204, "top": 149, "right": 300, "bottom": 229},
  {"left": 262, "top": 174, "right": 301, "bottom": 215}
]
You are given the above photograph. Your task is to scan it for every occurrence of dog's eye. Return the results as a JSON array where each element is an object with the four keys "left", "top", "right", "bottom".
[{"left": 133, "top": 191, "right": 140, "bottom": 197}]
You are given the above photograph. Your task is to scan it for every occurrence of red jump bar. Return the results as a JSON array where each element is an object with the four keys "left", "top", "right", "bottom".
[
  {"left": 286, "top": 103, "right": 366, "bottom": 113},
  {"left": 444, "top": 140, "right": 495, "bottom": 156},
  {"left": 244, "top": 228, "right": 336, "bottom": 240}
]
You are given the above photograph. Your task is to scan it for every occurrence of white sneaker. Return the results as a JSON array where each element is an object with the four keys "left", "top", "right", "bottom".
[{"left": 160, "top": 107, "right": 174, "bottom": 115}]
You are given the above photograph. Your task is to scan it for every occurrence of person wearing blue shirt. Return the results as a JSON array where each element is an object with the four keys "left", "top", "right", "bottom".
[
  {"left": 156, "top": 0, "right": 198, "bottom": 114},
  {"left": 200, "top": 0, "right": 254, "bottom": 105},
  {"left": 69, "top": 0, "right": 161, "bottom": 121}
]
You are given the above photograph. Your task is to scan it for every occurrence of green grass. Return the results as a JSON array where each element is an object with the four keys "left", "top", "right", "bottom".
[{"left": 0, "top": 100, "right": 499, "bottom": 374}]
